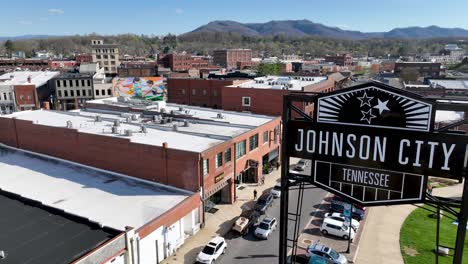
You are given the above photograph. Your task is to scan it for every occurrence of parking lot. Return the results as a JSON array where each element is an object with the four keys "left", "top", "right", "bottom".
[{"left": 296, "top": 194, "right": 367, "bottom": 263}]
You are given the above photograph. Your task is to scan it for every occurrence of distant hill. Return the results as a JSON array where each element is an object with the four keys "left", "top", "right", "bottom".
[
  {"left": 187, "top": 20, "right": 468, "bottom": 39},
  {"left": 0, "top": 35, "right": 58, "bottom": 41}
]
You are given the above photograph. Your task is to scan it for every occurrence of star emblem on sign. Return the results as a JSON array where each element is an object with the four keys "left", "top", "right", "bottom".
[
  {"left": 360, "top": 109, "right": 376, "bottom": 124},
  {"left": 357, "top": 92, "right": 374, "bottom": 107},
  {"left": 373, "top": 99, "right": 390, "bottom": 114}
]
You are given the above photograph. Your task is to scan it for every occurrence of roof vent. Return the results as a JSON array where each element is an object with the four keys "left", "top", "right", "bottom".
[
  {"left": 160, "top": 108, "right": 166, "bottom": 113},
  {"left": 95, "top": 115, "right": 102, "bottom": 122},
  {"left": 217, "top": 113, "right": 224, "bottom": 119},
  {"left": 131, "top": 114, "right": 138, "bottom": 121},
  {"left": 183, "top": 120, "right": 190, "bottom": 127},
  {"left": 172, "top": 124, "right": 178, "bottom": 131},
  {"left": 124, "top": 129, "right": 133, "bottom": 137},
  {"left": 111, "top": 126, "right": 118, "bottom": 134},
  {"left": 141, "top": 125, "right": 147, "bottom": 133},
  {"left": 152, "top": 115, "right": 159, "bottom": 121},
  {"left": 66, "top": 121, "right": 73, "bottom": 128},
  {"left": 179, "top": 106, "right": 184, "bottom": 111},
  {"left": 126, "top": 117, "right": 131, "bottom": 123},
  {"left": 160, "top": 118, "right": 166, "bottom": 124},
  {"left": 114, "top": 120, "right": 120, "bottom": 127}
]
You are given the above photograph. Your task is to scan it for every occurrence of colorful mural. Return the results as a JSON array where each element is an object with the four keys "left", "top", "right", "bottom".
[{"left": 112, "top": 77, "right": 165, "bottom": 100}]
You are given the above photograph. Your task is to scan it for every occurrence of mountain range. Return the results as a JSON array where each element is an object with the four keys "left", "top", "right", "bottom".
[{"left": 187, "top": 19, "right": 468, "bottom": 39}]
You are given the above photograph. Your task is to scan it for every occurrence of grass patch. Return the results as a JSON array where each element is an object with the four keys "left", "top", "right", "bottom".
[{"left": 400, "top": 205, "right": 468, "bottom": 264}]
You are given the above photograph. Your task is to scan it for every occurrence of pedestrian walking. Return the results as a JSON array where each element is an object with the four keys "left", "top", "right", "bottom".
[
  {"left": 428, "top": 184, "right": 433, "bottom": 194},
  {"left": 254, "top": 189, "right": 258, "bottom": 200}
]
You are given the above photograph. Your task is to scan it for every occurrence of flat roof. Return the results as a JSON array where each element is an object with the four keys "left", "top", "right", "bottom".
[
  {"left": 0, "top": 190, "right": 119, "bottom": 264},
  {"left": 0, "top": 71, "right": 60, "bottom": 87},
  {"left": 428, "top": 79, "right": 468, "bottom": 90},
  {"left": 226, "top": 75, "right": 327, "bottom": 91},
  {"left": 0, "top": 146, "right": 191, "bottom": 231}
]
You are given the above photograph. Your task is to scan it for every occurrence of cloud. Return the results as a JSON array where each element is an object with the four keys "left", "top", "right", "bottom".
[
  {"left": 48, "top": 8, "right": 64, "bottom": 14},
  {"left": 337, "top": 24, "right": 350, "bottom": 29},
  {"left": 39, "top": 17, "right": 49, "bottom": 21},
  {"left": 175, "top": 8, "right": 184, "bottom": 14},
  {"left": 18, "top": 20, "right": 32, "bottom": 25}
]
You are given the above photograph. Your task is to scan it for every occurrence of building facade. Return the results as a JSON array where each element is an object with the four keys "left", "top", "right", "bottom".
[
  {"left": 49, "top": 74, "right": 95, "bottom": 110},
  {"left": 118, "top": 62, "right": 158, "bottom": 77},
  {"left": 325, "top": 53, "right": 353, "bottom": 66},
  {"left": 91, "top": 39, "right": 120, "bottom": 75},
  {"left": 213, "top": 49, "right": 252, "bottom": 70},
  {"left": 394, "top": 62, "right": 442, "bottom": 78}
]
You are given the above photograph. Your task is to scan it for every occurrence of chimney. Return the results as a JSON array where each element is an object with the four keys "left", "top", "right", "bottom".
[
  {"left": 162, "top": 142, "right": 168, "bottom": 149},
  {"left": 27, "top": 75, "right": 32, "bottom": 83},
  {"left": 42, "top": 102, "right": 50, "bottom": 110}
]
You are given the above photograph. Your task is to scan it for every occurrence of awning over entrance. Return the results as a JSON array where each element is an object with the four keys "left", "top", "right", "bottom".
[
  {"left": 246, "top": 159, "right": 259, "bottom": 169},
  {"left": 204, "top": 174, "right": 230, "bottom": 200},
  {"left": 268, "top": 147, "right": 279, "bottom": 162}
]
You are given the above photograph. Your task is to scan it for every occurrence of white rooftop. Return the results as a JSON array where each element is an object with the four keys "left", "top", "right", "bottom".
[
  {"left": 226, "top": 75, "right": 327, "bottom": 91},
  {"left": 5, "top": 102, "right": 275, "bottom": 152},
  {"left": 428, "top": 79, "right": 468, "bottom": 90},
  {"left": 0, "top": 71, "right": 60, "bottom": 87},
  {"left": 0, "top": 145, "right": 191, "bottom": 231},
  {"left": 435, "top": 110, "right": 465, "bottom": 123}
]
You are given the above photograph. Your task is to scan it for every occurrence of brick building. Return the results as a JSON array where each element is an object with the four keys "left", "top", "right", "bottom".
[
  {"left": 159, "top": 54, "right": 209, "bottom": 72},
  {"left": 168, "top": 76, "right": 336, "bottom": 116},
  {"left": 167, "top": 78, "right": 248, "bottom": 108},
  {"left": 75, "top": 53, "right": 93, "bottom": 65},
  {"left": 394, "top": 62, "right": 442, "bottom": 78},
  {"left": 213, "top": 49, "right": 252, "bottom": 70},
  {"left": 48, "top": 59, "right": 77, "bottom": 70},
  {"left": 0, "top": 71, "right": 60, "bottom": 111},
  {"left": 0, "top": 97, "right": 280, "bottom": 213},
  {"left": 325, "top": 53, "right": 353, "bottom": 66},
  {"left": 118, "top": 62, "right": 158, "bottom": 77}
]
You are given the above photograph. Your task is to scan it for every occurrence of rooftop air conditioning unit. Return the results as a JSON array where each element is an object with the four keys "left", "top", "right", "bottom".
[
  {"left": 172, "top": 124, "right": 178, "bottom": 131},
  {"left": 124, "top": 129, "right": 133, "bottom": 137},
  {"left": 131, "top": 114, "right": 138, "bottom": 121},
  {"left": 66, "top": 121, "right": 73, "bottom": 128},
  {"left": 184, "top": 120, "right": 190, "bottom": 127},
  {"left": 152, "top": 115, "right": 159, "bottom": 121},
  {"left": 217, "top": 113, "right": 224, "bottom": 119},
  {"left": 111, "top": 126, "right": 118, "bottom": 134},
  {"left": 179, "top": 106, "right": 184, "bottom": 111},
  {"left": 141, "top": 125, "right": 147, "bottom": 133},
  {"left": 114, "top": 120, "right": 120, "bottom": 127},
  {"left": 126, "top": 117, "right": 131, "bottom": 123},
  {"left": 95, "top": 115, "right": 102, "bottom": 122}
]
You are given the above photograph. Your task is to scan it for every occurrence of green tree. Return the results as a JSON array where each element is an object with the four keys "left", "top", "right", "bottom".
[
  {"left": 400, "top": 68, "right": 420, "bottom": 82},
  {"left": 4, "top": 40, "right": 14, "bottom": 57}
]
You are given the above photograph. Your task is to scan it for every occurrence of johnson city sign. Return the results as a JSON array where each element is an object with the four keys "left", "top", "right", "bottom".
[{"left": 287, "top": 82, "right": 468, "bottom": 205}]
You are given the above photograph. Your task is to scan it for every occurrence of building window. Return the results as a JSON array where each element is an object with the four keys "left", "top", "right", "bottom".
[
  {"left": 225, "top": 148, "right": 231, "bottom": 163},
  {"left": 104, "top": 55, "right": 108, "bottom": 59},
  {"left": 107, "top": 89, "right": 112, "bottom": 96},
  {"left": 69, "top": 80, "right": 73, "bottom": 87},
  {"left": 213, "top": 90, "right": 218, "bottom": 96},
  {"left": 111, "top": 55, "right": 115, "bottom": 59},
  {"left": 57, "top": 80, "right": 61, "bottom": 87},
  {"left": 87, "top": 80, "right": 91, "bottom": 86},
  {"left": 242, "top": 96, "right": 251, "bottom": 106},
  {"left": 274, "top": 125, "right": 279, "bottom": 143},
  {"left": 249, "top": 134, "right": 258, "bottom": 151},
  {"left": 81, "top": 80, "right": 85, "bottom": 86},
  {"left": 105, "top": 67, "right": 109, "bottom": 71},
  {"left": 2, "top": 93, "right": 6, "bottom": 100},
  {"left": 215, "top": 152, "right": 223, "bottom": 168},
  {"left": 77, "top": 90, "right": 81, "bottom": 96},
  {"left": 192, "top": 89, "right": 196, "bottom": 95},
  {"left": 181, "top": 89, "right": 186, "bottom": 95},
  {"left": 70, "top": 90, "right": 74, "bottom": 97},
  {"left": 96, "top": 55, "right": 101, "bottom": 59},
  {"left": 203, "top": 89, "right": 207, "bottom": 96},
  {"left": 235, "top": 140, "right": 246, "bottom": 160},
  {"left": 57, "top": 90, "right": 62, "bottom": 97},
  {"left": 82, "top": 89, "right": 86, "bottom": 96},
  {"left": 75, "top": 80, "right": 79, "bottom": 87},
  {"left": 64, "top": 91, "right": 68, "bottom": 97},
  {"left": 63, "top": 80, "right": 67, "bottom": 87},
  {"left": 96, "top": 90, "right": 100, "bottom": 96},
  {"left": 88, "top": 90, "right": 92, "bottom": 96},
  {"left": 202, "top": 159, "right": 209, "bottom": 176},
  {"left": 263, "top": 131, "right": 268, "bottom": 143}
]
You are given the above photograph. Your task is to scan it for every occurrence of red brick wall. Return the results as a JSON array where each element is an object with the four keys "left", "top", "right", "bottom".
[
  {"left": 137, "top": 193, "right": 201, "bottom": 238},
  {"left": 167, "top": 79, "right": 234, "bottom": 108},
  {"left": 14, "top": 85, "right": 39, "bottom": 109},
  {"left": 3, "top": 118, "right": 200, "bottom": 192},
  {"left": 0, "top": 118, "right": 18, "bottom": 147},
  {"left": 221, "top": 87, "right": 288, "bottom": 116}
]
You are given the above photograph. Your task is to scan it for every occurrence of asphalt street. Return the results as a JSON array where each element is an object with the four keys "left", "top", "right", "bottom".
[{"left": 218, "top": 180, "right": 327, "bottom": 264}]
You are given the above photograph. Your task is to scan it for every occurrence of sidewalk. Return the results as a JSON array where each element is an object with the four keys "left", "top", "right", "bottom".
[
  {"left": 161, "top": 169, "right": 281, "bottom": 264},
  {"left": 355, "top": 183, "right": 463, "bottom": 264}
]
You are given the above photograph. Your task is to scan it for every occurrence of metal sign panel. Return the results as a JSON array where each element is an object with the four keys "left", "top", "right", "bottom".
[{"left": 287, "top": 83, "right": 468, "bottom": 206}]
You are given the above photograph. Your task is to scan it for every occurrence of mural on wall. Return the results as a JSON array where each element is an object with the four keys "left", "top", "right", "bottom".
[{"left": 113, "top": 77, "right": 165, "bottom": 100}]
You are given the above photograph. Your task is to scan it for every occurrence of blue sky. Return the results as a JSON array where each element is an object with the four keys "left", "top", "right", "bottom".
[{"left": 2, "top": 0, "right": 468, "bottom": 36}]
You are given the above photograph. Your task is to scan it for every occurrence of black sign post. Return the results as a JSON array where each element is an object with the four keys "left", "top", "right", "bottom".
[{"left": 279, "top": 81, "right": 468, "bottom": 264}]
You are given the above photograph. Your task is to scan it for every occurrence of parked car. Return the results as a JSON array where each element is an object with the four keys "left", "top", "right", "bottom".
[
  {"left": 329, "top": 200, "right": 365, "bottom": 221},
  {"left": 331, "top": 195, "right": 366, "bottom": 211},
  {"left": 320, "top": 218, "right": 355, "bottom": 241},
  {"left": 254, "top": 193, "right": 274, "bottom": 214},
  {"left": 254, "top": 216, "right": 277, "bottom": 239},
  {"left": 324, "top": 212, "right": 360, "bottom": 231},
  {"left": 294, "top": 159, "right": 308, "bottom": 171},
  {"left": 286, "top": 254, "right": 310, "bottom": 264},
  {"left": 196, "top": 236, "right": 227, "bottom": 263},
  {"left": 231, "top": 210, "right": 260, "bottom": 236},
  {"left": 308, "top": 243, "right": 347, "bottom": 264},
  {"left": 270, "top": 183, "right": 281, "bottom": 198}
]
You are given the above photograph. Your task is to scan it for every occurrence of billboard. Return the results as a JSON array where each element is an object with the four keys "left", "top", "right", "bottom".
[
  {"left": 286, "top": 82, "right": 468, "bottom": 206},
  {"left": 113, "top": 77, "right": 165, "bottom": 100}
]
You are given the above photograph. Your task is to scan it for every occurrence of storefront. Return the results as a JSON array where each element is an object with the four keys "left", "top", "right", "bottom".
[
  {"left": 235, "top": 159, "right": 259, "bottom": 185},
  {"left": 262, "top": 147, "right": 280, "bottom": 174},
  {"left": 204, "top": 174, "right": 232, "bottom": 212}
]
